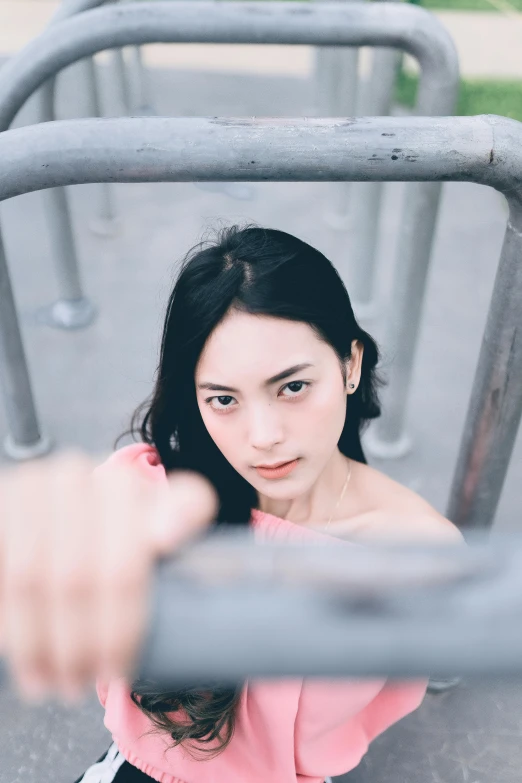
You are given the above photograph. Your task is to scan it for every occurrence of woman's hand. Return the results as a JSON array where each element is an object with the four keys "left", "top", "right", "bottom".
[{"left": 0, "top": 449, "right": 218, "bottom": 704}]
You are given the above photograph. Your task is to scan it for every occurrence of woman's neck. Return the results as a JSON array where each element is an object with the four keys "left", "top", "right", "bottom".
[{"left": 255, "top": 449, "right": 351, "bottom": 525}]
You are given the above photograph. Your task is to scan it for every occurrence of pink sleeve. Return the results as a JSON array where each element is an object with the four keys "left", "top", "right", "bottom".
[
  {"left": 96, "top": 678, "right": 110, "bottom": 708},
  {"left": 356, "top": 678, "right": 428, "bottom": 742},
  {"left": 93, "top": 443, "right": 166, "bottom": 710},
  {"left": 92, "top": 442, "right": 167, "bottom": 484},
  {"left": 294, "top": 677, "right": 428, "bottom": 776}
]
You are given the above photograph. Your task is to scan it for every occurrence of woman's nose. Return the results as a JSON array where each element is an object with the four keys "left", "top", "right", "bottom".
[{"left": 248, "top": 406, "right": 284, "bottom": 451}]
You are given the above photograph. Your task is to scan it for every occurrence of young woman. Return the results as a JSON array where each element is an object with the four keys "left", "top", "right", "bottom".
[{"left": 0, "top": 225, "right": 462, "bottom": 783}]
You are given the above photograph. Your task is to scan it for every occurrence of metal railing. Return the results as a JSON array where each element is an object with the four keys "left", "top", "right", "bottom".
[
  {"left": 137, "top": 528, "right": 522, "bottom": 682},
  {"left": 0, "top": 1, "right": 459, "bottom": 461}
]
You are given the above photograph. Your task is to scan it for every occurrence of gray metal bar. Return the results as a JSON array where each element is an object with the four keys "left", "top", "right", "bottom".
[
  {"left": 34, "top": 80, "right": 87, "bottom": 313},
  {"left": 0, "top": 115, "right": 520, "bottom": 536},
  {"left": 313, "top": 0, "right": 361, "bottom": 226},
  {"left": 121, "top": 0, "right": 155, "bottom": 116},
  {"left": 446, "top": 198, "right": 522, "bottom": 531},
  {"left": 349, "top": 47, "right": 402, "bottom": 320},
  {"left": 110, "top": 48, "right": 133, "bottom": 115},
  {"left": 0, "top": 117, "right": 515, "bottom": 198},
  {"left": 34, "top": 0, "right": 115, "bottom": 329},
  {"left": 83, "top": 57, "right": 117, "bottom": 225},
  {"left": 0, "top": 3, "right": 458, "bottom": 129},
  {"left": 137, "top": 528, "right": 522, "bottom": 682},
  {"left": 127, "top": 44, "right": 155, "bottom": 115},
  {"left": 316, "top": 46, "right": 360, "bottom": 225},
  {"left": 367, "top": 35, "right": 460, "bottom": 457},
  {"left": 0, "top": 232, "right": 53, "bottom": 458},
  {"left": 50, "top": 2, "right": 133, "bottom": 120}
]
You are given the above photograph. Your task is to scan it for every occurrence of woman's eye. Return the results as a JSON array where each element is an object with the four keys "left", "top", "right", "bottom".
[
  {"left": 205, "top": 381, "right": 310, "bottom": 413},
  {"left": 206, "top": 395, "right": 236, "bottom": 412},
  {"left": 280, "top": 381, "right": 310, "bottom": 398}
]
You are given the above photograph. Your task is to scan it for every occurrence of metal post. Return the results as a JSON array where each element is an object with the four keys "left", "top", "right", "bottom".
[
  {"left": 33, "top": 77, "right": 96, "bottom": 330},
  {"left": 365, "top": 59, "right": 459, "bottom": 458},
  {"left": 33, "top": 0, "right": 117, "bottom": 329},
  {"left": 82, "top": 56, "right": 121, "bottom": 237},
  {"left": 313, "top": 0, "right": 361, "bottom": 228},
  {"left": 0, "top": 232, "right": 53, "bottom": 459},
  {"left": 127, "top": 44, "right": 155, "bottom": 115},
  {"left": 348, "top": 47, "right": 402, "bottom": 321},
  {"left": 120, "top": 0, "right": 155, "bottom": 116},
  {"left": 446, "top": 199, "right": 522, "bottom": 531},
  {"left": 109, "top": 48, "right": 134, "bottom": 115}
]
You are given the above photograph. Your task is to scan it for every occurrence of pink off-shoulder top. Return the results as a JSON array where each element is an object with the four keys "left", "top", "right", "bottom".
[{"left": 93, "top": 443, "right": 428, "bottom": 783}]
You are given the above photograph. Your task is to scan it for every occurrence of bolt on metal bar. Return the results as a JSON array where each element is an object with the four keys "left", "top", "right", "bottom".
[
  {"left": 0, "top": 115, "right": 520, "bottom": 537},
  {"left": 0, "top": 1, "right": 458, "bottom": 416}
]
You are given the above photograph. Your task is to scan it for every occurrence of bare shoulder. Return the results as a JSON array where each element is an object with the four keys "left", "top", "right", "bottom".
[{"left": 338, "top": 459, "right": 464, "bottom": 543}]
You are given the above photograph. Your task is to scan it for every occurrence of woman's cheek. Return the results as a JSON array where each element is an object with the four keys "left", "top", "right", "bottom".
[
  {"left": 310, "top": 385, "right": 344, "bottom": 427},
  {"left": 203, "top": 412, "right": 241, "bottom": 465}
]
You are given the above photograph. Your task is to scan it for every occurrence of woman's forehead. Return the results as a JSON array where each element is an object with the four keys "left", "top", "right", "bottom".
[{"left": 198, "top": 314, "right": 324, "bottom": 370}]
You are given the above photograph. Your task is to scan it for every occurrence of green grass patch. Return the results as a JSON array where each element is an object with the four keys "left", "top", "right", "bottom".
[
  {"left": 396, "top": 69, "right": 522, "bottom": 122},
  {"left": 146, "top": 0, "right": 522, "bottom": 9},
  {"left": 408, "top": 0, "right": 522, "bottom": 11}
]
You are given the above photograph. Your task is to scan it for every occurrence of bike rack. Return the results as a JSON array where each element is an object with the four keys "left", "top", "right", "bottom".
[{"left": 0, "top": 2, "right": 459, "bottom": 462}]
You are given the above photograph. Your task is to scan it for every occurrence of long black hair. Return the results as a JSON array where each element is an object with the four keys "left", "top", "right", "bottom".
[{"left": 114, "top": 224, "right": 387, "bottom": 759}]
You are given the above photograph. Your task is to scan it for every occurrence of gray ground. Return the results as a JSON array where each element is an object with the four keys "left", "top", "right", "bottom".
[{"left": 0, "top": 59, "right": 520, "bottom": 782}]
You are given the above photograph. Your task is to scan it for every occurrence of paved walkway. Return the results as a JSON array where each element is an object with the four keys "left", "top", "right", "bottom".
[{"left": 1, "top": 0, "right": 522, "bottom": 78}]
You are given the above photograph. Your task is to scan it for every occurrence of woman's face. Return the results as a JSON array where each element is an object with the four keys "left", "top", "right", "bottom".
[{"left": 195, "top": 310, "right": 362, "bottom": 500}]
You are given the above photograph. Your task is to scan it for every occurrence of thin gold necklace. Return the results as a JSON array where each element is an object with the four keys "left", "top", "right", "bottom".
[{"left": 323, "top": 459, "right": 352, "bottom": 532}]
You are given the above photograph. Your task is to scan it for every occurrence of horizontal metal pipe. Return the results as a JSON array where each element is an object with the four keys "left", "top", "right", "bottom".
[
  {"left": 136, "top": 528, "right": 522, "bottom": 682},
  {"left": 0, "top": 116, "right": 519, "bottom": 202},
  {"left": 0, "top": 2, "right": 459, "bottom": 131}
]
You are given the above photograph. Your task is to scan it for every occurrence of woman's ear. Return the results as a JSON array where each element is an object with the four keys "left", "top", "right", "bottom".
[
  {"left": 346, "top": 340, "right": 364, "bottom": 393},
  {"left": 344, "top": 359, "right": 352, "bottom": 393}
]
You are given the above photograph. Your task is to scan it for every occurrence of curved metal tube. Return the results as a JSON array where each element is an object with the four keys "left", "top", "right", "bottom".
[{"left": 0, "top": 2, "right": 459, "bottom": 128}]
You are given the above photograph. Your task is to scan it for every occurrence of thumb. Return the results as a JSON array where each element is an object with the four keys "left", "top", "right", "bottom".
[{"left": 149, "top": 470, "right": 219, "bottom": 555}]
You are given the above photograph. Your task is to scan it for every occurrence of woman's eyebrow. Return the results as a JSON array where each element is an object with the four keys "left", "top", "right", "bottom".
[{"left": 197, "top": 363, "right": 314, "bottom": 392}]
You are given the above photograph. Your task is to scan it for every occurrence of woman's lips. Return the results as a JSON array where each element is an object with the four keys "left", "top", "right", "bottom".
[{"left": 255, "top": 458, "right": 300, "bottom": 479}]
